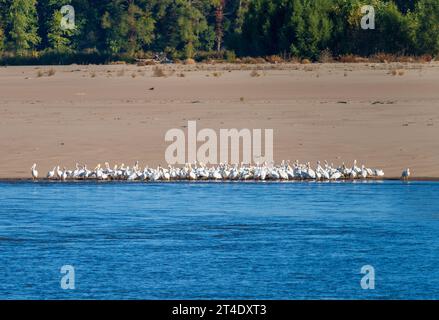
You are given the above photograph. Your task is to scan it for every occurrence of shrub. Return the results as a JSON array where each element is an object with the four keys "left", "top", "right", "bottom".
[
  {"left": 184, "top": 58, "right": 196, "bottom": 65},
  {"left": 338, "top": 55, "right": 363, "bottom": 63},
  {"left": 265, "top": 55, "right": 284, "bottom": 64},
  {"left": 250, "top": 70, "right": 261, "bottom": 77},
  {"left": 152, "top": 66, "right": 166, "bottom": 77},
  {"left": 318, "top": 49, "right": 333, "bottom": 63},
  {"left": 240, "top": 57, "right": 259, "bottom": 64},
  {"left": 371, "top": 53, "right": 396, "bottom": 63},
  {"left": 225, "top": 50, "right": 236, "bottom": 62}
]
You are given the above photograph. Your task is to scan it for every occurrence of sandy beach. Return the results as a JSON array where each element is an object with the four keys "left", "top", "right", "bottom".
[{"left": 0, "top": 62, "right": 438, "bottom": 179}]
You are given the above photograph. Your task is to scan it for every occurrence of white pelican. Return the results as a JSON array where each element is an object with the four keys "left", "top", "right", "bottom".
[
  {"left": 61, "top": 168, "right": 68, "bottom": 181},
  {"left": 151, "top": 172, "right": 161, "bottom": 181},
  {"left": 374, "top": 169, "right": 385, "bottom": 177},
  {"left": 170, "top": 166, "right": 178, "bottom": 179},
  {"left": 349, "top": 169, "right": 357, "bottom": 179},
  {"left": 47, "top": 167, "right": 56, "bottom": 179},
  {"left": 352, "top": 160, "right": 361, "bottom": 174},
  {"left": 127, "top": 171, "right": 138, "bottom": 181},
  {"left": 188, "top": 164, "right": 197, "bottom": 180},
  {"left": 31, "top": 164, "right": 38, "bottom": 180},
  {"left": 77, "top": 165, "right": 87, "bottom": 179},
  {"left": 279, "top": 168, "right": 288, "bottom": 180},
  {"left": 269, "top": 168, "right": 280, "bottom": 180},
  {"left": 211, "top": 169, "right": 222, "bottom": 180},
  {"left": 305, "top": 162, "right": 316, "bottom": 179},
  {"left": 401, "top": 168, "right": 410, "bottom": 180},
  {"left": 72, "top": 163, "right": 81, "bottom": 178},
  {"left": 163, "top": 169, "right": 171, "bottom": 181},
  {"left": 360, "top": 165, "right": 368, "bottom": 179},
  {"left": 330, "top": 171, "right": 342, "bottom": 180},
  {"left": 318, "top": 162, "right": 330, "bottom": 179},
  {"left": 286, "top": 166, "right": 295, "bottom": 180},
  {"left": 230, "top": 166, "right": 239, "bottom": 180},
  {"left": 260, "top": 167, "right": 267, "bottom": 181},
  {"left": 56, "top": 166, "right": 63, "bottom": 179},
  {"left": 222, "top": 167, "right": 231, "bottom": 180}
]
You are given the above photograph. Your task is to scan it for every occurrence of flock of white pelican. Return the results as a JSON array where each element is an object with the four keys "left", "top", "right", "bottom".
[{"left": 30, "top": 160, "right": 392, "bottom": 182}]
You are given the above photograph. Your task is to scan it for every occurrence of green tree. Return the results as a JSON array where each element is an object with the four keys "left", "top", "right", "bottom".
[
  {"left": 213, "top": 0, "right": 225, "bottom": 51},
  {"left": 0, "top": 1, "right": 6, "bottom": 53},
  {"left": 413, "top": 0, "right": 439, "bottom": 55},
  {"left": 176, "top": 0, "right": 210, "bottom": 58},
  {"left": 239, "top": 0, "right": 278, "bottom": 56},
  {"left": 394, "top": 0, "right": 419, "bottom": 13},
  {"left": 289, "top": 0, "right": 332, "bottom": 59},
  {"left": 102, "top": 0, "right": 155, "bottom": 55},
  {"left": 374, "top": 1, "right": 416, "bottom": 54},
  {"left": 7, "top": 0, "right": 41, "bottom": 55},
  {"left": 47, "top": 4, "right": 76, "bottom": 52},
  {"left": 330, "top": 0, "right": 414, "bottom": 56},
  {"left": 238, "top": 0, "right": 332, "bottom": 59},
  {"left": 0, "top": 27, "right": 4, "bottom": 53},
  {"left": 223, "top": 0, "right": 250, "bottom": 51}
]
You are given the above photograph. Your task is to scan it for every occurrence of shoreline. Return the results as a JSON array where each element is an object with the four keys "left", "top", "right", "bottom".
[{"left": 1, "top": 177, "right": 439, "bottom": 182}]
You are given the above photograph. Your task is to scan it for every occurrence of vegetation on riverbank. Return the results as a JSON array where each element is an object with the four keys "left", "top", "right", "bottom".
[{"left": 0, "top": 0, "right": 437, "bottom": 65}]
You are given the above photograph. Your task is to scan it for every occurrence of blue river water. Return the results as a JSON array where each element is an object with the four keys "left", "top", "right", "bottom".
[{"left": 0, "top": 180, "right": 439, "bottom": 300}]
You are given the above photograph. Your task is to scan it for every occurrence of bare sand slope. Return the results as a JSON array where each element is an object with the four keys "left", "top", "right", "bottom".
[{"left": 0, "top": 63, "right": 438, "bottom": 179}]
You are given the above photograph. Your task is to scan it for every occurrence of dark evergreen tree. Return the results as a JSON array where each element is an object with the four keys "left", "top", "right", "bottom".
[
  {"left": 6, "top": 0, "right": 41, "bottom": 55},
  {"left": 413, "top": 0, "right": 439, "bottom": 55}
]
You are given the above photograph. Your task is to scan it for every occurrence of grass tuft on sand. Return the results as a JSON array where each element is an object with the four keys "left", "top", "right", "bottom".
[{"left": 152, "top": 66, "right": 166, "bottom": 77}]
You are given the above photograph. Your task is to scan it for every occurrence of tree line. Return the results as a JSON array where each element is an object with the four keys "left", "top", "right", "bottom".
[{"left": 0, "top": 0, "right": 438, "bottom": 64}]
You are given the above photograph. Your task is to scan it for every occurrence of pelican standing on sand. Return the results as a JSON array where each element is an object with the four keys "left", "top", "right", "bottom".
[
  {"left": 56, "top": 166, "right": 63, "bottom": 179},
  {"left": 61, "top": 168, "right": 68, "bottom": 181},
  {"left": 31, "top": 164, "right": 38, "bottom": 180},
  {"left": 401, "top": 168, "right": 411, "bottom": 180},
  {"left": 47, "top": 167, "right": 56, "bottom": 179}
]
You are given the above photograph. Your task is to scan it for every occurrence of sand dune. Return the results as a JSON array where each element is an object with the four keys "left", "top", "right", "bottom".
[{"left": 0, "top": 62, "right": 438, "bottom": 179}]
